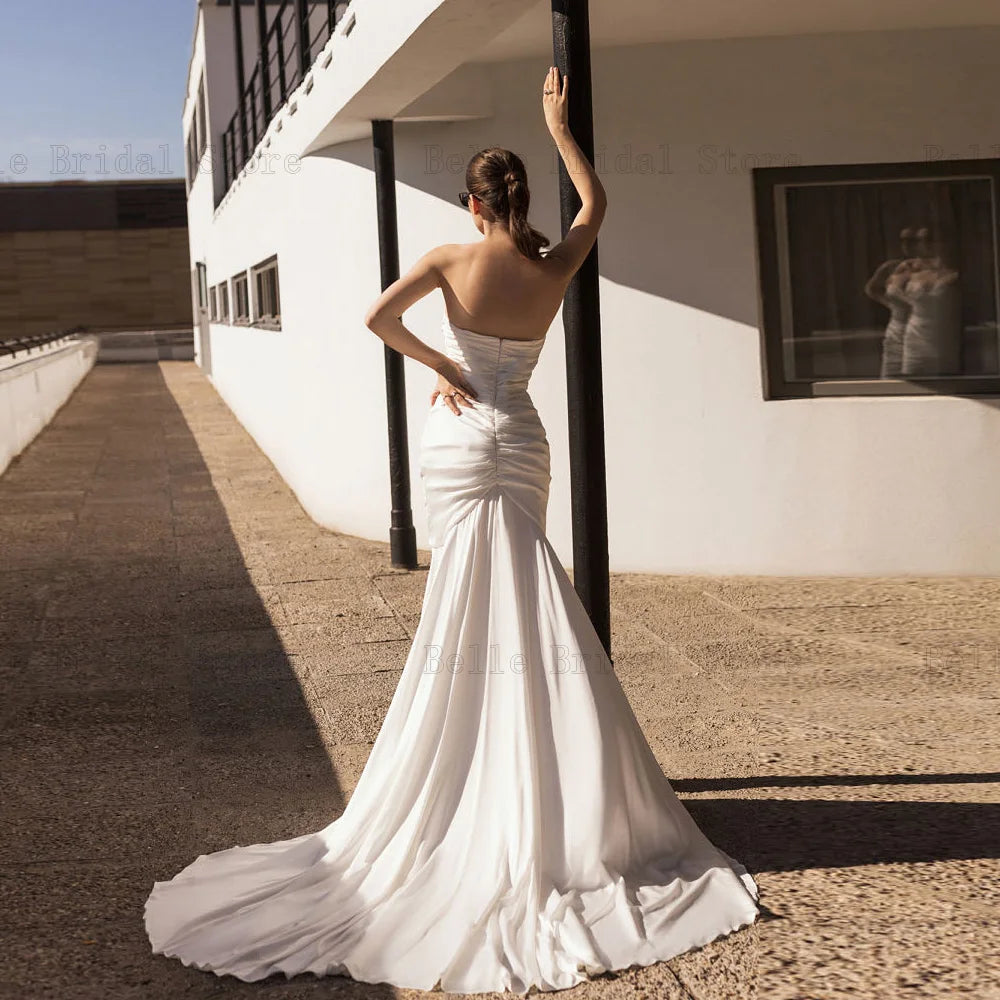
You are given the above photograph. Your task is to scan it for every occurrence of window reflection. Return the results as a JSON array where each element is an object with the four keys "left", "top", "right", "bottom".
[{"left": 781, "top": 178, "right": 998, "bottom": 381}]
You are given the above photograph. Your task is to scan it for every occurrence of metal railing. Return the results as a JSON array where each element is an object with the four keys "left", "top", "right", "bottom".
[
  {"left": 0, "top": 328, "right": 82, "bottom": 360},
  {"left": 221, "top": 0, "right": 352, "bottom": 194}
]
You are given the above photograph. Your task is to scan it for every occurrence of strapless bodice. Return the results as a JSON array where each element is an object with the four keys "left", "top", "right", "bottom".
[
  {"left": 441, "top": 313, "right": 546, "bottom": 402},
  {"left": 420, "top": 311, "right": 551, "bottom": 549}
]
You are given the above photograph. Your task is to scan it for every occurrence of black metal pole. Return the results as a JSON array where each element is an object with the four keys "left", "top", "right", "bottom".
[
  {"left": 275, "top": 12, "right": 288, "bottom": 103},
  {"left": 255, "top": 0, "right": 272, "bottom": 123},
  {"left": 294, "top": 0, "right": 310, "bottom": 81},
  {"left": 371, "top": 119, "right": 418, "bottom": 570},
  {"left": 248, "top": 71, "right": 259, "bottom": 146},
  {"left": 551, "top": 0, "right": 611, "bottom": 658},
  {"left": 231, "top": 0, "right": 249, "bottom": 162}
]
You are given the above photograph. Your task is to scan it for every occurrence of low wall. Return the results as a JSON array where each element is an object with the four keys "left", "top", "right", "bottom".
[
  {"left": 0, "top": 337, "right": 99, "bottom": 476},
  {"left": 96, "top": 329, "right": 195, "bottom": 363}
]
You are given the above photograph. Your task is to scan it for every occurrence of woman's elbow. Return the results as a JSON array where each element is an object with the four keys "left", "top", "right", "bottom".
[{"left": 364, "top": 307, "right": 381, "bottom": 331}]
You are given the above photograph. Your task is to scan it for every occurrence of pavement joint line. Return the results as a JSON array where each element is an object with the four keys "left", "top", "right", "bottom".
[
  {"left": 625, "top": 617, "right": 738, "bottom": 695},
  {"left": 697, "top": 587, "right": 926, "bottom": 667},
  {"left": 369, "top": 575, "right": 411, "bottom": 626}
]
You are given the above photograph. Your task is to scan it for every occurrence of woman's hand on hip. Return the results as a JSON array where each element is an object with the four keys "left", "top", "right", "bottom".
[{"left": 430, "top": 360, "right": 478, "bottom": 415}]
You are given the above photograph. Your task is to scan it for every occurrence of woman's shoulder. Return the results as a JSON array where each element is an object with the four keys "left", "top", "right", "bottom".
[
  {"left": 434, "top": 241, "right": 480, "bottom": 254},
  {"left": 425, "top": 242, "right": 479, "bottom": 268},
  {"left": 410, "top": 243, "right": 474, "bottom": 283}
]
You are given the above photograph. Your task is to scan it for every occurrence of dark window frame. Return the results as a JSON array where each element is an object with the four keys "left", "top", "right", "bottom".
[
  {"left": 196, "top": 74, "right": 208, "bottom": 162},
  {"left": 185, "top": 72, "right": 208, "bottom": 188},
  {"left": 232, "top": 271, "right": 250, "bottom": 324},
  {"left": 250, "top": 254, "right": 281, "bottom": 330},
  {"left": 219, "top": 280, "right": 230, "bottom": 324},
  {"left": 195, "top": 261, "right": 208, "bottom": 311},
  {"left": 185, "top": 130, "right": 195, "bottom": 189},
  {"left": 752, "top": 156, "right": 1000, "bottom": 399}
]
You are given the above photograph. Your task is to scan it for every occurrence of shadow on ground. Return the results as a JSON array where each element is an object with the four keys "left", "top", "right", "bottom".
[
  {"left": 0, "top": 364, "right": 395, "bottom": 999},
  {"left": 5, "top": 360, "right": 999, "bottom": 1000},
  {"left": 687, "top": 795, "right": 1000, "bottom": 873}
]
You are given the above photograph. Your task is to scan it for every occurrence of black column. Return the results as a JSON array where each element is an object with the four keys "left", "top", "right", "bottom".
[
  {"left": 275, "top": 11, "right": 288, "bottom": 102},
  {"left": 372, "top": 120, "right": 418, "bottom": 570},
  {"left": 255, "top": 0, "right": 272, "bottom": 123},
  {"left": 294, "top": 0, "right": 310, "bottom": 81},
  {"left": 231, "top": 0, "right": 248, "bottom": 162},
  {"left": 551, "top": 0, "right": 611, "bottom": 658}
]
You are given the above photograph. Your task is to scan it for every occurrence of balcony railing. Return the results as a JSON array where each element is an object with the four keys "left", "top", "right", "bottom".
[{"left": 221, "top": 0, "right": 352, "bottom": 195}]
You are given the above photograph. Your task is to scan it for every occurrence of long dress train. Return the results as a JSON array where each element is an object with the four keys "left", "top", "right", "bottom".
[{"left": 143, "top": 309, "right": 761, "bottom": 993}]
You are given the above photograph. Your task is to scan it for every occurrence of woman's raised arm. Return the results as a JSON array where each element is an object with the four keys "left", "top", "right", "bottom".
[{"left": 542, "top": 66, "right": 607, "bottom": 280}]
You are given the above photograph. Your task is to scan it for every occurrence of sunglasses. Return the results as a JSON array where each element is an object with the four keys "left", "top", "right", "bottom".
[{"left": 458, "top": 190, "right": 472, "bottom": 208}]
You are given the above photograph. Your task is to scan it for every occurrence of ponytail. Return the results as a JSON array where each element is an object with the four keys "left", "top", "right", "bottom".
[
  {"left": 466, "top": 148, "right": 550, "bottom": 261},
  {"left": 505, "top": 170, "right": 550, "bottom": 261}
]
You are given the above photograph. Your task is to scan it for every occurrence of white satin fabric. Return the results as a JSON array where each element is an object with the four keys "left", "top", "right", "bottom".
[{"left": 144, "top": 310, "right": 760, "bottom": 993}]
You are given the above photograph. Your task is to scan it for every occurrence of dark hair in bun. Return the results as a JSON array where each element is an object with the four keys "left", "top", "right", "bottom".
[{"left": 465, "top": 147, "right": 550, "bottom": 261}]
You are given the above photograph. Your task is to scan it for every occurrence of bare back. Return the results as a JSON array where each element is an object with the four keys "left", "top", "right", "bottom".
[{"left": 437, "top": 241, "right": 572, "bottom": 342}]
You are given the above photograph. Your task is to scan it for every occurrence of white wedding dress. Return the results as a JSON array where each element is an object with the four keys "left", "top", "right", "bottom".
[{"left": 144, "top": 309, "right": 761, "bottom": 993}]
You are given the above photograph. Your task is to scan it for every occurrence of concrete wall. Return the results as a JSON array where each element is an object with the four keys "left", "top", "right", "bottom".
[
  {"left": 0, "top": 227, "right": 193, "bottom": 340},
  {"left": 190, "top": 25, "right": 1000, "bottom": 575},
  {"left": 0, "top": 338, "right": 98, "bottom": 476}
]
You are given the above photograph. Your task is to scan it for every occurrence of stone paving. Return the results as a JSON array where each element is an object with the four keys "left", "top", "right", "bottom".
[{"left": 1, "top": 360, "right": 998, "bottom": 1000}]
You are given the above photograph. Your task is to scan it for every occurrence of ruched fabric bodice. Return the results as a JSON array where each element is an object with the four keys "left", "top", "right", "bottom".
[{"left": 420, "top": 312, "right": 551, "bottom": 548}]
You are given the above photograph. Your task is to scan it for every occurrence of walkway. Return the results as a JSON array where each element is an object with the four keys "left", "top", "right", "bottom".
[{"left": 1, "top": 361, "right": 997, "bottom": 999}]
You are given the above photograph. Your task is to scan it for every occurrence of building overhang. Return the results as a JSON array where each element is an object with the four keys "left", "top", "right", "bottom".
[
  {"left": 480, "top": 0, "right": 1000, "bottom": 61},
  {"left": 286, "top": 0, "right": 534, "bottom": 157},
  {"left": 288, "top": 0, "right": 1000, "bottom": 158},
  {"left": 211, "top": 0, "right": 1000, "bottom": 209}
]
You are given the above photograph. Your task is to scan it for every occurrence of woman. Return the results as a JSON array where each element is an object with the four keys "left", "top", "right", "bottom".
[
  {"left": 864, "top": 226, "right": 920, "bottom": 378},
  {"left": 144, "top": 66, "right": 760, "bottom": 993},
  {"left": 897, "top": 226, "right": 963, "bottom": 376}
]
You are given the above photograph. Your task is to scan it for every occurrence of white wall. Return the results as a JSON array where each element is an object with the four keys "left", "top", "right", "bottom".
[
  {"left": 192, "top": 25, "right": 1000, "bottom": 575},
  {"left": 0, "top": 339, "right": 98, "bottom": 476}
]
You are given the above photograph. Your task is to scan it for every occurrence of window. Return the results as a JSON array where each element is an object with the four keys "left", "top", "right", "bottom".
[
  {"left": 753, "top": 157, "right": 1000, "bottom": 398},
  {"left": 186, "top": 130, "right": 195, "bottom": 188},
  {"left": 251, "top": 254, "right": 281, "bottom": 329},
  {"left": 196, "top": 76, "right": 207, "bottom": 162},
  {"left": 219, "top": 280, "right": 230, "bottom": 323},
  {"left": 232, "top": 271, "right": 250, "bottom": 323},
  {"left": 194, "top": 261, "right": 208, "bottom": 311},
  {"left": 186, "top": 73, "right": 208, "bottom": 186},
  {"left": 210, "top": 284, "right": 220, "bottom": 321}
]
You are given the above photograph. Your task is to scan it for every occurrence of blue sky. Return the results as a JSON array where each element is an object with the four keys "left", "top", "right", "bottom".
[{"left": 0, "top": 0, "right": 193, "bottom": 183}]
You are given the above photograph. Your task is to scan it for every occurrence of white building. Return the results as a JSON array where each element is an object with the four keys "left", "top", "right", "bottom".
[{"left": 183, "top": 0, "right": 1000, "bottom": 575}]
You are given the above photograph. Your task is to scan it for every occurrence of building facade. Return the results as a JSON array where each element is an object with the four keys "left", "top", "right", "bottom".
[{"left": 183, "top": 0, "right": 1000, "bottom": 574}]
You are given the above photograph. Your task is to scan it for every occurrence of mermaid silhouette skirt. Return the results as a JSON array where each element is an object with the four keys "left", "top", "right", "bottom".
[
  {"left": 143, "top": 312, "right": 760, "bottom": 993},
  {"left": 880, "top": 314, "right": 907, "bottom": 378}
]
